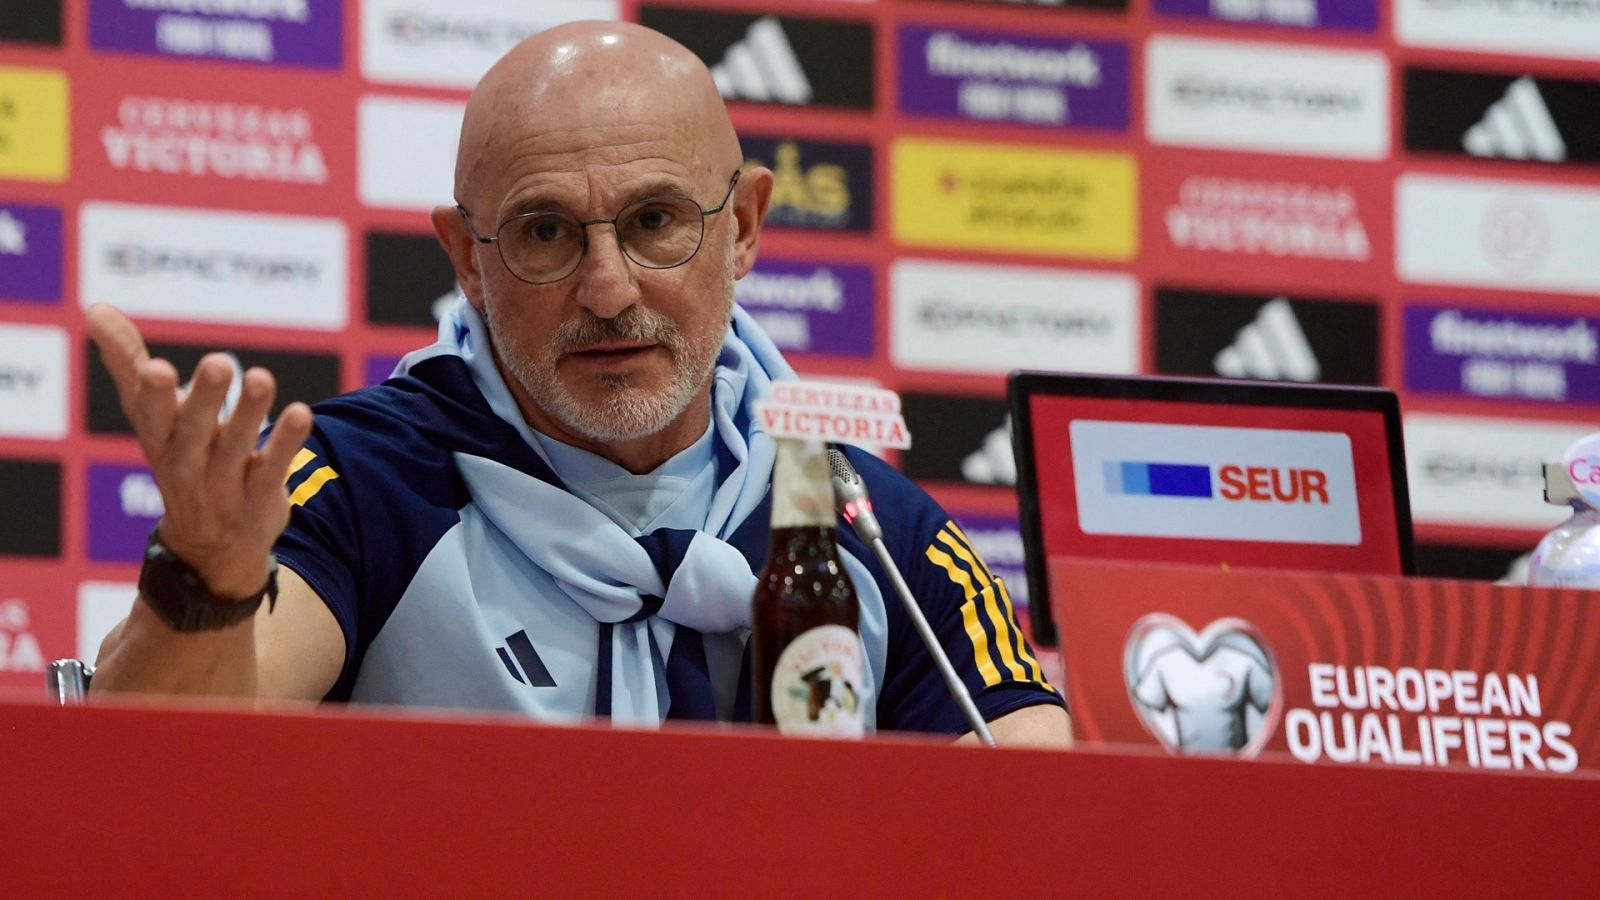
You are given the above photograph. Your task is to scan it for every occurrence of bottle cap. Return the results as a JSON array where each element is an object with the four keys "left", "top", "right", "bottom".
[{"left": 1557, "top": 433, "right": 1600, "bottom": 508}]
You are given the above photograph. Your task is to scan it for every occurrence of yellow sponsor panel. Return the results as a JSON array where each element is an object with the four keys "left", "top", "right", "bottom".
[
  {"left": 892, "top": 138, "right": 1137, "bottom": 261},
  {"left": 0, "top": 66, "right": 69, "bottom": 183}
]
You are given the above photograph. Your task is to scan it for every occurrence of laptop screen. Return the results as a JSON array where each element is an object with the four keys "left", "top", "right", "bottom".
[{"left": 1009, "top": 372, "right": 1414, "bottom": 646}]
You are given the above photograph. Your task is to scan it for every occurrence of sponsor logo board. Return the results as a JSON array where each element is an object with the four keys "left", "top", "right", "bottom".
[
  {"left": 95, "top": 92, "right": 332, "bottom": 187},
  {"left": 78, "top": 582, "right": 137, "bottom": 662},
  {"left": 365, "top": 354, "right": 403, "bottom": 386},
  {"left": 1153, "top": 0, "right": 1378, "bottom": 30},
  {"left": 1397, "top": 174, "right": 1600, "bottom": 296},
  {"left": 891, "top": 258, "right": 1138, "bottom": 375},
  {"left": 0, "top": 202, "right": 62, "bottom": 303},
  {"left": 1155, "top": 288, "right": 1380, "bottom": 385},
  {"left": 2, "top": 0, "right": 63, "bottom": 45},
  {"left": 741, "top": 137, "right": 872, "bottom": 232},
  {"left": 950, "top": 513, "right": 1031, "bottom": 611},
  {"left": 735, "top": 259, "right": 874, "bottom": 358},
  {"left": 1404, "top": 68, "right": 1600, "bottom": 166},
  {"left": 0, "top": 592, "right": 63, "bottom": 684},
  {"left": 88, "top": 0, "right": 343, "bottom": 68},
  {"left": 358, "top": 95, "right": 463, "bottom": 211},
  {"left": 1146, "top": 36, "right": 1388, "bottom": 160},
  {"left": 0, "top": 459, "right": 60, "bottom": 556},
  {"left": 897, "top": 25, "right": 1130, "bottom": 131},
  {"left": 901, "top": 392, "right": 1014, "bottom": 486},
  {"left": 0, "top": 323, "right": 67, "bottom": 439},
  {"left": 87, "top": 340, "right": 340, "bottom": 435},
  {"left": 366, "top": 230, "right": 458, "bottom": 327},
  {"left": 80, "top": 202, "right": 348, "bottom": 329},
  {"left": 87, "top": 462, "right": 164, "bottom": 563},
  {"left": 362, "top": 0, "right": 618, "bottom": 88},
  {"left": 1404, "top": 413, "right": 1592, "bottom": 529},
  {"left": 920, "top": 0, "right": 1127, "bottom": 7},
  {"left": 0, "top": 66, "right": 69, "bottom": 183},
  {"left": 1071, "top": 421, "right": 1361, "bottom": 544},
  {"left": 1406, "top": 303, "right": 1600, "bottom": 406},
  {"left": 639, "top": 7, "right": 874, "bottom": 110},
  {"left": 1397, "top": 0, "right": 1600, "bottom": 62},
  {"left": 892, "top": 137, "right": 1136, "bottom": 261}
]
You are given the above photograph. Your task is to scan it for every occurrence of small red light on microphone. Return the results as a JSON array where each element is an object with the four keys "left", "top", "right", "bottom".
[{"left": 843, "top": 501, "right": 858, "bottom": 522}]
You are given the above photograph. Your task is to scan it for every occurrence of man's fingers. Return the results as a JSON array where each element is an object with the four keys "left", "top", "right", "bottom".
[
  {"left": 85, "top": 304, "right": 151, "bottom": 395},
  {"left": 133, "top": 359, "right": 180, "bottom": 458},
  {"left": 250, "top": 402, "right": 314, "bottom": 496},
  {"left": 167, "top": 354, "right": 235, "bottom": 467},
  {"left": 213, "top": 367, "right": 275, "bottom": 473}
]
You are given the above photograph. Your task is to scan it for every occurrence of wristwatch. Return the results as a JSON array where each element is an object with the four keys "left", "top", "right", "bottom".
[{"left": 138, "top": 529, "right": 279, "bottom": 632}]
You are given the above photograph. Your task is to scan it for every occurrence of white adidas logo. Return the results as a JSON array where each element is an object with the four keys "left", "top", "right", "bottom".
[
  {"left": 1213, "top": 297, "right": 1320, "bottom": 382},
  {"left": 961, "top": 415, "right": 1016, "bottom": 486},
  {"left": 709, "top": 16, "right": 813, "bottom": 105},
  {"left": 1463, "top": 76, "right": 1566, "bottom": 162}
]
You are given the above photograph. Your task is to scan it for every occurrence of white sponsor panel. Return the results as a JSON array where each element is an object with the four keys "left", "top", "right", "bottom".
[
  {"left": 80, "top": 202, "right": 348, "bottom": 329},
  {"left": 77, "top": 582, "right": 137, "bottom": 663},
  {"left": 0, "top": 323, "right": 67, "bottom": 440},
  {"left": 1071, "top": 421, "right": 1362, "bottom": 544},
  {"left": 362, "top": 0, "right": 619, "bottom": 89},
  {"left": 890, "top": 259, "right": 1138, "bottom": 375},
  {"left": 358, "top": 95, "right": 464, "bottom": 211},
  {"left": 1397, "top": 0, "right": 1600, "bottom": 63},
  {"left": 1404, "top": 413, "right": 1594, "bottom": 529},
  {"left": 1397, "top": 174, "right": 1600, "bottom": 296},
  {"left": 1146, "top": 36, "right": 1388, "bottom": 160}
]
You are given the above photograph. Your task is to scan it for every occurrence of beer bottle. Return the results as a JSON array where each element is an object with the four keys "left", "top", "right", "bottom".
[{"left": 752, "top": 438, "right": 865, "bottom": 737}]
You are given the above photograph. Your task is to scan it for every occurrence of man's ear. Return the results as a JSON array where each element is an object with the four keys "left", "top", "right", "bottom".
[
  {"left": 431, "top": 205, "right": 487, "bottom": 311},
  {"left": 730, "top": 166, "right": 773, "bottom": 279}
]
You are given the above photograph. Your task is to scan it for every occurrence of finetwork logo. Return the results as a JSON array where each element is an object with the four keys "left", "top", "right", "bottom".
[
  {"left": 1403, "top": 413, "right": 1590, "bottom": 528},
  {"left": 1397, "top": 0, "right": 1600, "bottom": 63},
  {"left": 1071, "top": 420, "right": 1362, "bottom": 545},
  {"left": 1147, "top": 36, "right": 1388, "bottom": 159},
  {"left": 639, "top": 7, "right": 874, "bottom": 110},
  {"left": 1125, "top": 614, "right": 1281, "bottom": 757},
  {"left": 1155, "top": 289, "right": 1380, "bottom": 385},
  {"left": 734, "top": 259, "right": 874, "bottom": 358},
  {"left": 88, "top": 0, "right": 343, "bottom": 68},
  {"left": 101, "top": 95, "right": 329, "bottom": 184},
  {"left": 1404, "top": 68, "right": 1600, "bottom": 166},
  {"left": 1164, "top": 175, "right": 1371, "bottom": 262},
  {"left": 361, "top": 0, "right": 617, "bottom": 89},
  {"left": 891, "top": 258, "right": 1137, "bottom": 375},
  {"left": 1153, "top": 0, "right": 1379, "bottom": 31},
  {"left": 0, "top": 323, "right": 67, "bottom": 440},
  {"left": 742, "top": 137, "right": 872, "bottom": 232},
  {"left": 0, "top": 202, "right": 62, "bottom": 302},
  {"left": 81, "top": 202, "right": 347, "bottom": 329},
  {"left": 87, "top": 463, "right": 163, "bottom": 562},
  {"left": 1406, "top": 305, "right": 1600, "bottom": 405}
]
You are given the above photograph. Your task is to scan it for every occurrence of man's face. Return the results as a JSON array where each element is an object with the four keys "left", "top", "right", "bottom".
[{"left": 472, "top": 143, "right": 739, "bottom": 445}]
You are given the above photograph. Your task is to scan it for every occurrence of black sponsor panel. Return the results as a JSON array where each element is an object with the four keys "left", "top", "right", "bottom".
[
  {"left": 0, "top": 0, "right": 63, "bottom": 46},
  {"left": 638, "top": 7, "right": 874, "bottom": 110},
  {"left": 1154, "top": 288, "right": 1380, "bottom": 386},
  {"left": 900, "top": 392, "right": 1013, "bottom": 485},
  {"left": 0, "top": 459, "right": 59, "bottom": 557},
  {"left": 740, "top": 136, "right": 872, "bottom": 232},
  {"left": 1404, "top": 68, "right": 1600, "bottom": 166},
  {"left": 87, "top": 342, "right": 340, "bottom": 435},
  {"left": 366, "top": 230, "right": 458, "bottom": 327},
  {"left": 1415, "top": 543, "right": 1529, "bottom": 583}
]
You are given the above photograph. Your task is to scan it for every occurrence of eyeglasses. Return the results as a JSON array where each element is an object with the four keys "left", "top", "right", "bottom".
[{"left": 457, "top": 170, "right": 741, "bottom": 285}]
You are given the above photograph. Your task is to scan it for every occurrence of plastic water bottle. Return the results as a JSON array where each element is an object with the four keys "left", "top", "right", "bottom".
[{"left": 1528, "top": 434, "right": 1600, "bottom": 589}]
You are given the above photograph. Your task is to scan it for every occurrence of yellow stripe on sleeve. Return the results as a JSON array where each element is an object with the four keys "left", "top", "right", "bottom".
[
  {"left": 924, "top": 544, "right": 1001, "bottom": 687},
  {"left": 946, "top": 521, "right": 994, "bottom": 581},
  {"left": 996, "top": 577, "right": 1049, "bottom": 687},
  {"left": 937, "top": 529, "right": 1028, "bottom": 683},
  {"left": 284, "top": 448, "right": 317, "bottom": 482},
  {"left": 288, "top": 465, "right": 339, "bottom": 507}
]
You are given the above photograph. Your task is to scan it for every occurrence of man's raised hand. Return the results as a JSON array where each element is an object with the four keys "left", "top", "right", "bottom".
[{"left": 86, "top": 304, "right": 314, "bottom": 600}]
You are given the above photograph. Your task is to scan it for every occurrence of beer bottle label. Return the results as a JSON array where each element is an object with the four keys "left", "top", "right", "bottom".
[{"left": 771, "top": 624, "right": 866, "bottom": 738}]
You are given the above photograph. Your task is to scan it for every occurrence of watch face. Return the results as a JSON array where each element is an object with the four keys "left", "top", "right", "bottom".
[{"left": 138, "top": 534, "right": 269, "bottom": 632}]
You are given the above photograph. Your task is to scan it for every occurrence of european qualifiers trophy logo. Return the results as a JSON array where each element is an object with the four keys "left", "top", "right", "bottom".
[{"left": 1124, "top": 614, "right": 1282, "bottom": 758}]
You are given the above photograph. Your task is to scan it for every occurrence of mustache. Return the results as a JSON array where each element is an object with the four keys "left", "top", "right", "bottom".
[{"left": 554, "top": 307, "right": 682, "bottom": 354}]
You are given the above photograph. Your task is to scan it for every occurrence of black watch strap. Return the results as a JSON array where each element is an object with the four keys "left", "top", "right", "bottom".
[{"left": 138, "top": 529, "right": 280, "bottom": 633}]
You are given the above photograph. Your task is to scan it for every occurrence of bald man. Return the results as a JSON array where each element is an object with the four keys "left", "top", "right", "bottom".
[{"left": 87, "top": 22, "right": 1069, "bottom": 745}]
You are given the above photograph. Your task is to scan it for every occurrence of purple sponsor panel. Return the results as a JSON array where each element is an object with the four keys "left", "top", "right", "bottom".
[
  {"left": 1152, "top": 0, "right": 1378, "bottom": 31},
  {"left": 734, "top": 259, "right": 874, "bottom": 358},
  {"left": 0, "top": 203, "right": 62, "bottom": 304},
  {"left": 949, "top": 512, "right": 1031, "bottom": 614},
  {"left": 897, "top": 25, "right": 1129, "bottom": 131},
  {"left": 89, "top": 0, "right": 343, "bottom": 68},
  {"left": 88, "top": 462, "right": 163, "bottom": 563},
  {"left": 1404, "top": 303, "right": 1600, "bottom": 405},
  {"left": 365, "top": 355, "right": 403, "bottom": 387}
]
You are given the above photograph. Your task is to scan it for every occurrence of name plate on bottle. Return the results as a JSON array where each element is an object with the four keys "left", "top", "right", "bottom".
[{"left": 755, "top": 381, "right": 912, "bottom": 450}]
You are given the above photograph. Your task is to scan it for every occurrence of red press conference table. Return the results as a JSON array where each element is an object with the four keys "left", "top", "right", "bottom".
[{"left": 1, "top": 696, "right": 1595, "bottom": 897}]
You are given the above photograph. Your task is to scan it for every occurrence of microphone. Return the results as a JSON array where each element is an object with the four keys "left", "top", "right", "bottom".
[{"left": 827, "top": 449, "right": 996, "bottom": 747}]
